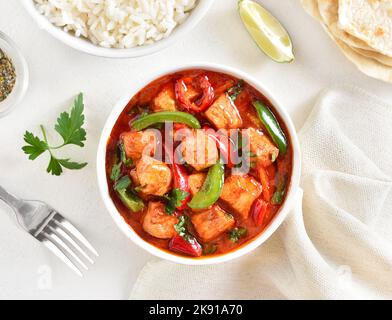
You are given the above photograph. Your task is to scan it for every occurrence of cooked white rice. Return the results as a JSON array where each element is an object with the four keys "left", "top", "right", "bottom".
[{"left": 33, "top": 0, "right": 198, "bottom": 48}]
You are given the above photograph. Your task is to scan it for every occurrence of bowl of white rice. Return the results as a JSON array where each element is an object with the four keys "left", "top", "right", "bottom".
[{"left": 21, "top": 0, "right": 213, "bottom": 58}]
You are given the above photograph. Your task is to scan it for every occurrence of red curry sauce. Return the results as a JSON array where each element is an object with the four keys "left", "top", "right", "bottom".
[{"left": 106, "top": 69, "right": 292, "bottom": 258}]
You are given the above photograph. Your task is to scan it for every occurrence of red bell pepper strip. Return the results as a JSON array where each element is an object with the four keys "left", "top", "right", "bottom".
[
  {"left": 175, "top": 75, "right": 215, "bottom": 112},
  {"left": 213, "top": 80, "right": 236, "bottom": 97},
  {"left": 164, "top": 144, "right": 191, "bottom": 210},
  {"left": 251, "top": 198, "right": 269, "bottom": 227},
  {"left": 172, "top": 162, "right": 191, "bottom": 210},
  {"left": 169, "top": 235, "right": 202, "bottom": 257},
  {"left": 203, "top": 125, "right": 235, "bottom": 168},
  {"left": 258, "top": 165, "right": 273, "bottom": 201}
]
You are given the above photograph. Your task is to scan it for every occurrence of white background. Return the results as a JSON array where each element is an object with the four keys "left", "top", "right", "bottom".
[{"left": 0, "top": 0, "right": 391, "bottom": 300}]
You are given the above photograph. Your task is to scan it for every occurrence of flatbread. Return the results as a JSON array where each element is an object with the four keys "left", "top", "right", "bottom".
[
  {"left": 339, "top": 0, "right": 392, "bottom": 57},
  {"left": 335, "top": 38, "right": 392, "bottom": 82},
  {"left": 317, "top": 0, "right": 376, "bottom": 51},
  {"left": 351, "top": 46, "right": 392, "bottom": 66},
  {"left": 301, "top": 0, "right": 323, "bottom": 21},
  {"left": 302, "top": 0, "right": 392, "bottom": 82}
]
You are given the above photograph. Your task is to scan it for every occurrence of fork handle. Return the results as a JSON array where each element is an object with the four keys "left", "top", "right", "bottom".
[{"left": 0, "top": 185, "right": 22, "bottom": 210}]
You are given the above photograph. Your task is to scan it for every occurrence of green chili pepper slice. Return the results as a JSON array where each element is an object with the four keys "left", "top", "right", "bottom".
[
  {"left": 117, "top": 188, "right": 145, "bottom": 212},
  {"left": 130, "top": 111, "right": 201, "bottom": 131},
  {"left": 252, "top": 101, "right": 288, "bottom": 155},
  {"left": 188, "top": 160, "right": 225, "bottom": 210},
  {"left": 114, "top": 176, "right": 144, "bottom": 212}
]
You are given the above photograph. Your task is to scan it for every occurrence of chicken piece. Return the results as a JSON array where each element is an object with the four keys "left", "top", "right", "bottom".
[
  {"left": 129, "top": 169, "right": 139, "bottom": 186},
  {"left": 179, "top": 129, "right": 218, "bottom": 171},
  {"left": 205, "top": 93, "right": 243, "bottom": 129},
  {"left": 220, "top": 174, "right": 262, "bottom": 219},
  {"left": 183, "top": 84, "right": 200, "bottom": 101},
  {"left": 243, "top": 128, "right": 279, "bottom": 167},
  {"left": 234, "top": 91, "right": 261, "bottom": 129},
  {"left": 191, "top": 205, "right": 235, "bottom": 242},
  {"left": 121, "top": 131, "right": 157, "bottom": 162},
  {"left": 143, "top": 202, "right": 178, "bottom": 239},
  {"left": 152, "top": 84, "right": 177, "bottom": 112},
  {"left": 188, "top": 173, "right": 207, "bottom": 196},
  {"left": 134, "top": 155, "right": 172, "bottom": 196},
  {"left": 152, "top": 83, "right": 201, "bottom": 112}
]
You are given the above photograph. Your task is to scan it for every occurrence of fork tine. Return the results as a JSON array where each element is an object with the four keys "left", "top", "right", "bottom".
[
  {"left": 53, "top": 215, "right": 99, "bottom": 257},
  {"left": 48, "top": 222, "right": 94, "bottom": 264},
  {"left": 44, "top": 228, "right": 89, "bottom": 271},
  {"left": 47, "top": 225, "right": 92, "bottom": 268},
  {"left": 37, "top": 233, "right": 83, "bottom": 277}
]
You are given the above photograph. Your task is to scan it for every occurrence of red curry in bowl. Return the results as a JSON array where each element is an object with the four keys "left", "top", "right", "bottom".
[{"left": 106, "top": 69, "right": 292, "bottom": 258}]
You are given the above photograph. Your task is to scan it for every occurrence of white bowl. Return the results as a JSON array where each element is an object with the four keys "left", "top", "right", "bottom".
[
  {"left": 21, "top": 0, "right": 214, "bottom": 58},
  {"left": 97, "top": 62, "right": 301, "bottom": 265},
  {"left": 0, "top": 32, "right": 29, "bottom": 118}
]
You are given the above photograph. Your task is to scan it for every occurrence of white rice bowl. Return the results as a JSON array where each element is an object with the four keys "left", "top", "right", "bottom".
[{"left": 33, "top": 0, "right": 199, "bottom": 48}]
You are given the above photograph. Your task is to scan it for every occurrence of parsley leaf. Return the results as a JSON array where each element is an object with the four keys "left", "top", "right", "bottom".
[
  {"left": 228, "top": 227, "right": 248, "bottom": 243},
  {"left": 128, "top": 105, "right": 149, "bottom": 118},
  {"left": 202, "top": 243, "right": 217, "bottom": 255},
  {"left": 119, "top": 143, "right": 133, "bottom": 166},
  {"left": 227, "top": 80, "right": 244, "bottom": 101},
  {"left": 174, "top": 215, "right": 189, "bottom": 238},
  {"left": 45, "top": 157, "right": 87, "bottom": 176},
  {"left": 174, "top": 215, "right": 198, "bottom": 243},
  {"left": 58, "top": 159, "right": 88, "bottom": 170},
  {"left": 22, "top": 132, "right": 48, "bottom": 160},
  {"left": 165, "top": 188, "right": 190, "bottom": 215},
  {"left": 22, "top": 93, "right": 88, "bottom": 176},
  {"left": 54, "top": 93, "right": 86, "bottom": 147},
  {"left": 271, "top": 173, "right": 287, "bottom": 205},
  {"left": 47, "top": 155, "right": 63, "bottom": 176},
  {"left": 110, "top": 144, "right": 133, "bottom": 183},
  {"left": 271, "top": 189, "right": 285, "bottom": 205}
]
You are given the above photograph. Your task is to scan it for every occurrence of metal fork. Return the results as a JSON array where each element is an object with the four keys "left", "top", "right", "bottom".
[{"left": 0, "top": 185, "right": 98, "bottom": 277}]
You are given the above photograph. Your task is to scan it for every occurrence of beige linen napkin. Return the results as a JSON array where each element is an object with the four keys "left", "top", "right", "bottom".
[{"left": 130, "top": 86, "right": 392, "bottom": 300}]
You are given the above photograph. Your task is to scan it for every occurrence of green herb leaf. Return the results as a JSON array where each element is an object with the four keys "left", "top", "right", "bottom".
[
  {"left": 271, "top": 188, "right": 285, "bottom": 205},
  {"left": 54, "top": 93, "right": 86, "bottom": 147},
  {"left": 228, "top": 227, "right": 248, "bottom": 243},
  {"left": 119, "top": 143, "right": 133, "bottom": 166},
  {"left": 174, "top": 215, "right": 189, "bottom": 238},
  {"left": 114, "top": 176, "right": 131, "bottom": 191},
  {"left": 174, "top": 215, "right": 196, "bottom": 243},
  {"left": 22, "top": 131, "right": 48, "bottom": 160},
  {"left": 227, "top": 80, "right": 244, "bottom": 101},
  {"left": 47, "top": 156, "right": 63, "bottom": 176},
  {"left": 45, "top": 157, "right": 87, "bottom": 176},
  {"left": 58, "top": 159, "right": 88, "bottom": 170},
  {"left": 202, "top": 243, "right": 217, "bottom": 255},
  {"left": 271, "top": 173, "right": 287, "bottom": 205},
  {"left": 21, "top": 93, "right": 88, "bottom": 176},
  {"left": 129, "top": 105, "right": 149, "bottom": 118},
  {"left": 165, "top": 188, "right": 190, "bottom": 215}
]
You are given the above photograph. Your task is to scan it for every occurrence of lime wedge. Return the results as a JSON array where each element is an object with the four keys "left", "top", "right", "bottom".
[{"left": 239, "top": 0, "right": 294, "bottom": 63}]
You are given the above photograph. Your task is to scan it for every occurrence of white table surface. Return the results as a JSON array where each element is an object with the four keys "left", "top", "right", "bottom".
[{"left": 0, "top": 0, "right": 391, "bottom": 300}]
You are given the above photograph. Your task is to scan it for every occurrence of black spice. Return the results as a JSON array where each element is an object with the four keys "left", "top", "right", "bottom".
[{"left": 0, "top": 48, "right": 16, "bottom": 102}]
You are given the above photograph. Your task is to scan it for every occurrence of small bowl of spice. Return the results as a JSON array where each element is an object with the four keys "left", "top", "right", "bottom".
[{"left": 0, "top": 31, "right": 29, "bottom": 118}]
